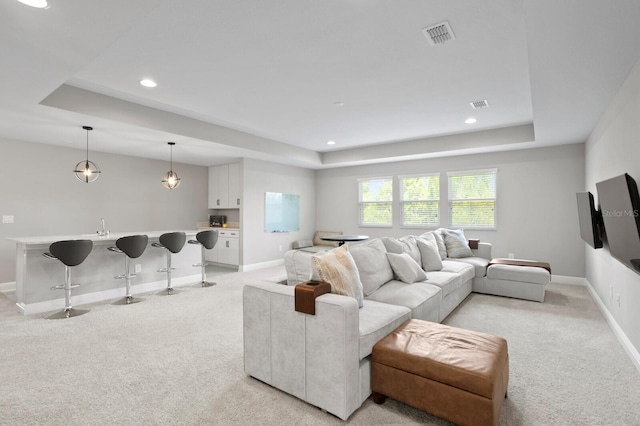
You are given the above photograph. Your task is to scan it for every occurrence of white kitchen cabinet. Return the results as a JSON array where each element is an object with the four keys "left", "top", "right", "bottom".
[
  {"left": 204, "top": 240, "right": 219, "bottom": 263},
  {"left": 204, "top": 229, "right": 239, "bottom": 266},
  {"left": 208, "top": 163, "right": 241, "bottom": 208},
  {"left": 218, "top": 232, "right": 240, "bottom": 265},
  {"left": 228, "top": 162, "right": 241, "bottom": 207}
]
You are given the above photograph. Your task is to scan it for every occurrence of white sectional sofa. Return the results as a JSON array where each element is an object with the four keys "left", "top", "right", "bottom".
[{"left": 244, "top": 232, "right": 493, "bottom": 420}]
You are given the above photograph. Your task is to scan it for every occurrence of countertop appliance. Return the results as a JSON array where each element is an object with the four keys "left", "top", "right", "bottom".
[{"left": 209, "top": 215, "right": 227, "bottom": 227}]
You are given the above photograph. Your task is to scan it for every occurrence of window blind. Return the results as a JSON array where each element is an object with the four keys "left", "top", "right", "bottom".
[
  {"left": 400, "top": 174, "right": 439, "bottom": 227},
  {"left": 358, "top": 177, "right": 393, "bottom": 227},
  {"left": 447, "top": 169, "right": 497, "bottom": 228}
]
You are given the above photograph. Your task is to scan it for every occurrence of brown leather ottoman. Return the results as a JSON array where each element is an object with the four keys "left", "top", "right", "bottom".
[{"left": 372, "top": 319, "right": 509, "bottom": 426}]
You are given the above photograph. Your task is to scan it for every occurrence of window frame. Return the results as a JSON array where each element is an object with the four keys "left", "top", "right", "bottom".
[
  {"left": 447, "top": 168, "right": 497, "bottom": 230},
  {"left": 357, "top": 176, "right": 393, "bottom": 228},
  {"left": 399, "top": 173, "right": 440, "bottom": 229}
]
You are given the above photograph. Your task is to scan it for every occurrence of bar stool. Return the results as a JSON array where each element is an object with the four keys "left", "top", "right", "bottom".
[
  {"left": 42, "top": 239, "right": 93, "bottom": 319},
  {"left": 151, "top": 232, "right": 186, "bottom": 295},
  {"left": 188, "top": 229, "right": 219, "bottom": 287},
  {"left": 108, "top": 235, "right": 149, "bottom": 305}
]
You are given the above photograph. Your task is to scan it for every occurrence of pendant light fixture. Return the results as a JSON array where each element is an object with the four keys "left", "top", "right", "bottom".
[
  {"left": 161, "top": 142, "right": 181, "bottom": 189},
  {"left": 73, "top": 126, "right": 101, "bottom": 183}
]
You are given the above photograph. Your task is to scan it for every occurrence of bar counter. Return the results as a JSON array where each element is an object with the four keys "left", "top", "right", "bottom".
[{"left": 9, "top": 230, "right": 202, "bottom": 316}]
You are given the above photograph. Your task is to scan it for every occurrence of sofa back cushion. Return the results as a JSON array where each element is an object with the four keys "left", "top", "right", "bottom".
[
  {"left": 381, "top": 235, "right": 421, "bottom": 264},
  {"left": 417, "top": 238, "right": 444, "bottom": 271},
  {"left": 311, "top": 245, "right": 364, "bottom": 308},
  {"left": 349, "top": 238, "right": 394, "bottom": 296},
  {"left": 420, "top": 230, "right": 448, "bottom": 260}
]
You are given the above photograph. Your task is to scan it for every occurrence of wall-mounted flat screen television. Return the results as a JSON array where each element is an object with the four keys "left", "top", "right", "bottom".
[
  {"left": 596, "top": 173, "right": 640, "bottom": 273},
  {"left": 576, "top": 191, "right": 603, "bottom": 249}
]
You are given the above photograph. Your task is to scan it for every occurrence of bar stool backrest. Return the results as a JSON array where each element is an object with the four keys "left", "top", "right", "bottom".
[
  {"left": 196, "top": 230, "right": 218, "bottom": 250},
  {"left": 159, "top": 232, "right": 186, "bottom": 254},
  {"left": 116, "top": 235, "right": 149, "bottom": 259},
  {"left": 49, "top": 240, "right": 93, "bottom": 267}
]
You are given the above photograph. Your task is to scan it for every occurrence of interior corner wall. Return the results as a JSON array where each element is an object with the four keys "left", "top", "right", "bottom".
[
  {"left": 316, "top": 143, "right": 586, "bottom": 277},
  {"left": 240, "top": 158, "right": 316, "bottom": 267},
  {"left": 585, "top": 57, "right": 640, "bottom": 356},
  {"left": 0, "top": 137, "right": 209, "bottom": 284}
]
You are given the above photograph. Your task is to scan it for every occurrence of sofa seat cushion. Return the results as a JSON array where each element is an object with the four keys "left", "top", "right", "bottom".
[
  {"left": 366, "top": 280, "right": 442, "bottom": 322},
  {"left": 487, "top": 264, "right": 550, "bottom": 285},
  {"left": 422, "top": 271, "right": 461, "bottom": 298},
  {"left": 447, "top": 256, "right": 490, "bottom": 278},
  {"left": 441, "top": 260, "right": 475, "bottom": 282},
  {"left": 358, "top": 300, "right": 411, "bottom": 361}
]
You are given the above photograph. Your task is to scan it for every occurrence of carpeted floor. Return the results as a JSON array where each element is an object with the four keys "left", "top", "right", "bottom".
[{"left": 0, "top": 267, "right": 639, "bottom": 425}]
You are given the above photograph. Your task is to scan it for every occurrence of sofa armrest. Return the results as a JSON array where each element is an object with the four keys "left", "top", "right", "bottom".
[
  {"left": 243, "top": 281, "right": 361, "bottom": 420},
  {"left": 472, "top": 242, "right": 492, "bottom": 260}
]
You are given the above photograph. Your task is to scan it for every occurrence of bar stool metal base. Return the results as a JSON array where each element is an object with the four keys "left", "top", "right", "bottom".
[
  {"left": 194, "top": 280, "right": 217, "bottom": 288},
  {"left": 112, "top": 296, "right": 144, "bottom": 305},
  {"left": 156, "top": 287, "right": 181, "bottom": 296},
  {"left": 45, "top": 307, "right": 90, "bottom": 320}
]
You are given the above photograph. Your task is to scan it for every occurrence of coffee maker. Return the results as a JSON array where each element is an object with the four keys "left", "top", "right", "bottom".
[{"left": 209, "top": 215, "right": 227, "bottom": 227}]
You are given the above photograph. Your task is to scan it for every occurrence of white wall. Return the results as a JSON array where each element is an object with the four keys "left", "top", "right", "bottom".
[
  {"left": 241, "top": 158, "right": 316, "bottom": 267},
  {"left": 0, "top": 137, "right": 209, "bottom": 284},
  {"left": 585, "top": 57, "right": 640, "bottom": 356},
  {"left": 316, "top": 143, "right": 586, "bottom": 277}
]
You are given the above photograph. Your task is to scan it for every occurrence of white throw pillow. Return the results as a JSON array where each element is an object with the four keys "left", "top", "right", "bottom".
[
  {"left": 416, "top": 238, "right": 444, "bottom": 271},
  {"left": 441, "top": 229, "right": 473, "bottom": 258},
  {"left": 381, "top": 235, "right": 421, "bottom": 264},
  {"left": 420, "top": 230, "right": 447, "bottom": 260},
  {"left": 311, "top": 245, "right": 364, "bottom": 307},
  {"left": 386, "top": 252, "right": 427, "bottom": 284}
]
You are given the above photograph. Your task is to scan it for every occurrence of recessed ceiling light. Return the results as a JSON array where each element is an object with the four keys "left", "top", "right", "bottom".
[
  {"left": 334, "top": 101, "right": 344, "bottom": 107},
  {"left": 17, "top": 0, "right": 48, "bottom": 8},
  {"left": 327, "top": 140, "right": 336, "bottom": 145},
  {"left": 465, "top": 118, "right": 477, "bottom": 124},
  {"left": 139, "top": 79, "right": 157, "bottom": 88}
]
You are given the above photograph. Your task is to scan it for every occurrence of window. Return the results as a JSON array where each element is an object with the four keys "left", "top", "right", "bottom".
[
  {"left": 358, "top": 177, "right": 393, "bottom": 227},
  {"left": 448, "top": 169, "right": 497, "bottom": 229},
  {"left": 400, "top": 174, "right": 440, "bottom": 227}
]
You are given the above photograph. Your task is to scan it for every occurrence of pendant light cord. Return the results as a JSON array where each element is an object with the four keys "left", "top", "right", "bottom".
[{"left": 85, "top": 129, "right": 89, "bottom": 163}]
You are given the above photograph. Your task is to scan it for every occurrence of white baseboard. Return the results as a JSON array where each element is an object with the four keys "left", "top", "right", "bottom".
[
  {"left": 585, "top": 279, "right": 640, "bottom": 374},
  {"left": 0, "top": 281, "right": 16, "bottom": 292},
  {"left": 240, "top": 259, "right": 284, "bottom": 272},
  {"left": 16, "top": 274, "right": 201, "bottom": 316},
  {"left": 551, "top": 275, "right": 587, "bottom": 286}
]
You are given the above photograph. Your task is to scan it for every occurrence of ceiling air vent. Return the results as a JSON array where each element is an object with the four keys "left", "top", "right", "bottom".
[
  {"left": 422, "top": 21, "right": 456, "bottom": 46},
  {"left": 470, "top": 99, "right": 490, "bottom": 109}
]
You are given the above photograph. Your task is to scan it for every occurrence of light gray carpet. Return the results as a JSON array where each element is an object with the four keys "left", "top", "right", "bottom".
[{"left": 1, "top": 268, "right": 639, "bottom": 425}]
